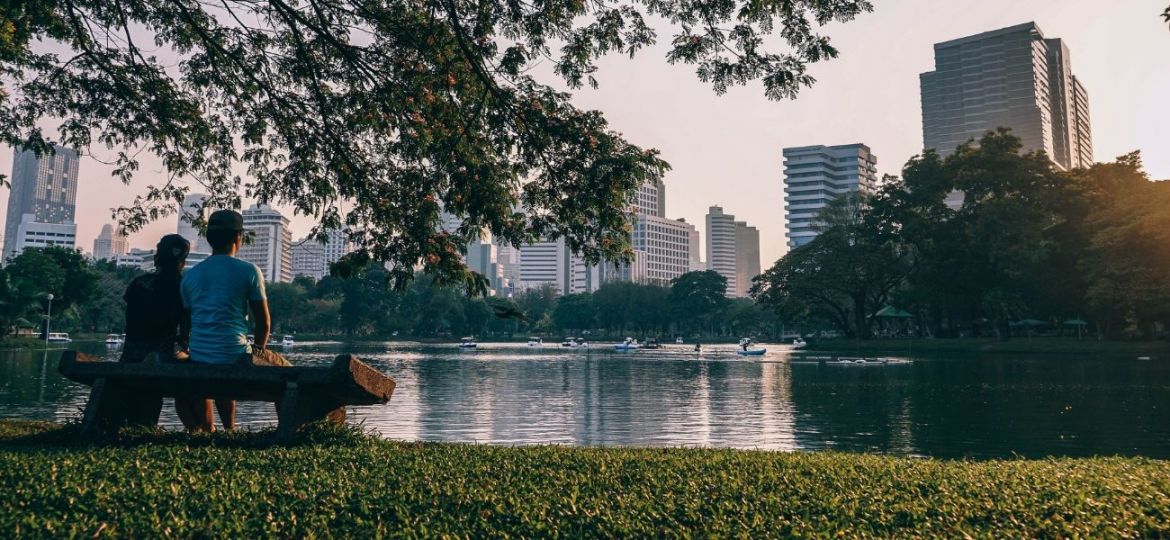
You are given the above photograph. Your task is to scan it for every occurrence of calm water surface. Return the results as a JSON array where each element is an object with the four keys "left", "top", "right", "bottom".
[{"left": 2, "top": 341, "right": 1168, "bottom": 459}]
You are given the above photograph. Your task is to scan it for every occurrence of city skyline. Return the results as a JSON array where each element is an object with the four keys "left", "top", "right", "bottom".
[{"left": 0, "top": 1, "right": 1166, "bottom": 269}]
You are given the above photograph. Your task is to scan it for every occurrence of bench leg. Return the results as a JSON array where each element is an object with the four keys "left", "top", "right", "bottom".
[
  {"left": 276, "top": 382, "right": 346, "bottom": 442},
  {"left": 79, "top": 378, "right": 108, "bottom": 437}
]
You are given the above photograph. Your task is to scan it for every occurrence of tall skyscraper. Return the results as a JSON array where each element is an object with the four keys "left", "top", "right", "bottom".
[
  {"left": 4, "top": 145, "right": 79, "bottom": 259},
  {"left": 705, "top": 206, "right": 760, "bottom": 298},
  {"left": 92, "top": 224, "right": 129, "bottom": 261},
  {"left": 705, "top": 206, "right": 739, "bottom": 297},
  {"left": 239, "top": 204, "right": 293, "bottom": 283},
  {"left": 734, "top": 224, "right": 761, "bottom": 298},
  {"left": 518, "top": 238, "right": 569, "bottom": 293},
  {"left": 920, "top": 22, "right": 1093, "bottom": 170},
  {"left": 176, "top": 193, "right": 211, "bottom": 253},
  {"left": 783, "top": 144, "right": 879, "bottom": 248},
  {"left": 290, "top": 229, "right": 348, "bottom": 281}
]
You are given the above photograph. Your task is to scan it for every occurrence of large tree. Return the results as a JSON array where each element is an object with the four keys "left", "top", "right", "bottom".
[
  {"left": 753, "top": 193, "right": 907, "bottom": 339},
  {"left": 1, "top": 0, "right": 872, "bottom": 290},
  {"left": 669, "top": 270, "right": 726, "bottom": 335}
]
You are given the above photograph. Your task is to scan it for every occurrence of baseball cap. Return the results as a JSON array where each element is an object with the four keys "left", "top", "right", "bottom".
[
  {"left": 156, "top": 234, "right": 191, "bottom": 262},
  {"left": 207, "top": 209, "right": 244, "bottom": 232}
]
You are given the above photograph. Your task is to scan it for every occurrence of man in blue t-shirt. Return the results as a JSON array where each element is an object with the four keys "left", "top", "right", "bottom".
[{"left": 180, "top": 209, "right": 288, "bottom": 431}]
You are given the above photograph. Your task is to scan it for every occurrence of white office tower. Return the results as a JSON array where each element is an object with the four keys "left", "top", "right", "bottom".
[
  {"left": 290, "top": 229, "right": 348, "bottom": 281},
  {"left": 518, "top": 238, "right": 569, "bottom": 293},
  {"left": 688, "top": 227, "right": 704, "bottom": 272},
  {"left": 783, "top": 144, "right": 879, "bottom": 249},
  {"left": 10, "top": 213, "right": 76, "bottom": 255},
  {"left": 634, "top": 176, "right": 667, "bottom": 217},
  {"left": 240, "top": 204, "right": 293, "bottom": 283},
  {"left": 290, "top": 239, "right": 325, "bottom": 280},
  {"left": 735, "top": 224, "right": 761, "bottom": 298},
  {"left": 706, "top": 206, "right": 738, "bottom": 297},
  {"left": 706, "top": 206, "right": 759, "bottom": 298},
  {"left": 3, "top": 145, "right": 79, "bottom": 259},
  {"left": 634, "top": 215, "right": 697, "bottom": 284},
  {"left": 496, "top": 242, "right": 521, "bottom": 296},
  {"left": 176, "top": 193, "right": 211, "bottom": 253},
  {"left": 920, "top": 22, "right": 1092, "bottom": 170},
  {"left": 92, "top": 224, "right": 128, "bottom": 261}
]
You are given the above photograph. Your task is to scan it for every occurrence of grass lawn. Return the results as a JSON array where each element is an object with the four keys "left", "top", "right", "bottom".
[
  {"left": 1, "top": 421, "right": 1169, "bottom": 538},
  {"left": 805, "top": 337, "right": 1170, "bottom": 357}
]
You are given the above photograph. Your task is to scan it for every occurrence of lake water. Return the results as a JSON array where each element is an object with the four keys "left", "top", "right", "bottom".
[{"left": 2, "top": 341, "right": 1168, "bottom": 459}]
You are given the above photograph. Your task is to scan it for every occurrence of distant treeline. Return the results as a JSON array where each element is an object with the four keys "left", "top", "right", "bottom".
[
  {"left": 753, "top": 129, "right": 1170, "bottom": 341},
  {"left": 0, "top": 246, "right": 778, "bottom": 340}
]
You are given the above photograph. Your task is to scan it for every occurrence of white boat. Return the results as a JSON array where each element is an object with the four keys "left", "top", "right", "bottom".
[
  {"left": 792, "top": 337, "right": 807, "bottom": 349},
  {"left": 278, "top": 335, "right": 295, "bottom": 347},
  {"left": 458, "top": 337, "right": 478, "bottom": 348},
  {"left": 560, "top": 337, "right": 587, "bottom": 348},
  {"left": 104, "top": 333, "right": 125, "bottom": 346},
  {"left": 613, "top": 338, "right": 640, "bottom": 351},
  {"left": 47, "top": 332, "right": 72, "bottom": 344},
  {"left": 527, "top": 337, "right": 543, "bottom": 347},
  {"left": 675, "top": 337, "right": 684, "bottom": 344},
  {"left": 736, "top": 338, "right": 766, "bottom": 356}
]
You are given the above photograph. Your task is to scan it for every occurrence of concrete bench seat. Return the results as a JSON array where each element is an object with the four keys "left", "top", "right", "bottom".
[{"left": 58, "top": 351, "right": 396, "bottom": 440}]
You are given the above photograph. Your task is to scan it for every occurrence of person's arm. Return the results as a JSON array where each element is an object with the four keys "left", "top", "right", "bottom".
[
  {"left": 250, "top": 299, "right": 271, "bottom": 349},
  {"left": 248, "top": 265, "right": 271, "bottom": 349},
  {"left": 179, "top": 309, "right": 191, "bottom": 351}
]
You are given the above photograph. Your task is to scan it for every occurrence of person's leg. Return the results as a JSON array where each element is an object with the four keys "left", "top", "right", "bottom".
[
  {"left": 215, "top": 399, "right": 236, "bottom": 430},
  {"left": 175, "top": 398, "right": 214, "bottom": 432}
]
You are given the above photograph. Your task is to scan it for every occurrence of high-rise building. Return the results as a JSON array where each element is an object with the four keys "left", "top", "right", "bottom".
[
  {"left": 920, "top": 22, "right": 1093, "bottom": 170},
  {"left": 705, "top": 206, "right": 760, "bottom": 298},
  {"left": 239, "top": 204, "right": 293, "bottom": 283},
  {"left": 633, "top": 215, "right": 697, "bottom": 285},
  {"left": 634, "top": 176, "right": 667, "bottom": 217},
  {"left": 9, "top": 214, "right": 76, "bottom": 255},
  {"left": 290, "top": 238, "right": 325, "bottom": 280},
  {"left": 705, "top": 206, "right": 739, "bottom": 297},
  {"left": 782, "top": 144, "right": 879, "bottom": 248},
  {"left": 92, "top": 224, "right": 129, "bottom": 261},
  {"left": 518, "top": 238, "right": 569, "bottom": 293},
  {"left": 290, "top": 229, "right": 347, "bottom": 281},
  {"left": 4, "top": 145, "right": 79, "bottom": 259},
  {"left": 735, "top": 223, "right": 761, "bottom": 298},
  {"left": 176, "top": 193, "right": 211, "bottom": 253}
]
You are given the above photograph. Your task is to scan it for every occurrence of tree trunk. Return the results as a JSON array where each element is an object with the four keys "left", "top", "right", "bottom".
[{"left": 852, "top": 295, "right": 873, "bottom": 340}]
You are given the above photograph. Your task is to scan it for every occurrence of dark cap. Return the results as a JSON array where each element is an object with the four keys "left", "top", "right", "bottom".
[
  {"left": 156, "top": 234, "right": 191, "bottom": 262},
  {"left": 207, "top": 209, "right": 244, "bottom": 232}
]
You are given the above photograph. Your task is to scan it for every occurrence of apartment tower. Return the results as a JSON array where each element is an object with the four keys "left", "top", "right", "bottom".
[{"left": 783, "top": 143, "right": 878, "bottom": 249}]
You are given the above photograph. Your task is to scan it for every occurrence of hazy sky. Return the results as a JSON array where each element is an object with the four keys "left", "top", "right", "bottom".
[{"left": 1, "top": 0, "right": 1167, "bottom": 267}]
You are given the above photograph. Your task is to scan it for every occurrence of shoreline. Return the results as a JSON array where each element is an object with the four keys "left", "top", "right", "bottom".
[{"left": 803, "top": 337, "right": 1170, "bottom": 356}]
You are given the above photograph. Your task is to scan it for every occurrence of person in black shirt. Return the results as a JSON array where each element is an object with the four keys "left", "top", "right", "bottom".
[{"left": 118, "top": 234, "right": 193, "bottom": 428}]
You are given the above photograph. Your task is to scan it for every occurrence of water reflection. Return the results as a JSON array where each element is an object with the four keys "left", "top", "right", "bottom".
[{"left": 1, "top": 342, "right": 1169, "bottom": 458}]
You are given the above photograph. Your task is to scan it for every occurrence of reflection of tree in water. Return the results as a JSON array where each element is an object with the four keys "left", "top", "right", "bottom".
[
  {"left": 409, "top": 351, "right": 798, "bottom": 448},
  {"left": 0, "top": 349, "right": 90, "bottom": 423},
  {"left": 789, "top": 357, "right": 1170, "bottom": 459}
]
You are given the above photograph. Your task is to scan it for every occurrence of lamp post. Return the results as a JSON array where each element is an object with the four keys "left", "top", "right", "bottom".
[{"left": 44, "top": 293, "right": 54, "bottom": 346}]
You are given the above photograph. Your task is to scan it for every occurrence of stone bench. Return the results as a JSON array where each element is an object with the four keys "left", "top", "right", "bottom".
[{"left": 58, "top": 351, "right": 396, "bottom": 440}]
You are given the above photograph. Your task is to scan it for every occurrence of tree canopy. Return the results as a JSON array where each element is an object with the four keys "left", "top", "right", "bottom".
[
  {"left": 1, "top": 0, "right": 872, "bottom": 289},
  {"left": 754, "top": 130, "right": 1170, "bottom": 341}
]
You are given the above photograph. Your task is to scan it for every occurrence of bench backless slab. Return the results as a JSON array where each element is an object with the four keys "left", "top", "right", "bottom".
[{"left": 58, "top": 351, "right": 396, "bottom": 440}]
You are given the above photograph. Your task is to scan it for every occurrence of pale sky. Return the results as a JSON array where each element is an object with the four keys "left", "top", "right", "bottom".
[{"left": 2, "top": 0, "right": 1168, "bottom": 267}]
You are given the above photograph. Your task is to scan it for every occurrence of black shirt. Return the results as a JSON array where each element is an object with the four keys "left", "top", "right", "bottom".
[{"left": 122, "top": 273, "right": 184, "bottom": 361}]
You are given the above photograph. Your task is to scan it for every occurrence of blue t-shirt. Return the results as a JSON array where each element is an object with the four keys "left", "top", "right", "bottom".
[{"left": 180, "top": 255, "right": 266, "bottom": 364}]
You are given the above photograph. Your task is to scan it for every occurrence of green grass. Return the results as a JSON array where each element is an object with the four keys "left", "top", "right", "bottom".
[
  {"left": 806, "top": 337, "right": 1170, "bottom": 357},
  {"left": 2, "top": 421, "right": 1169, "bottom": 538}
]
